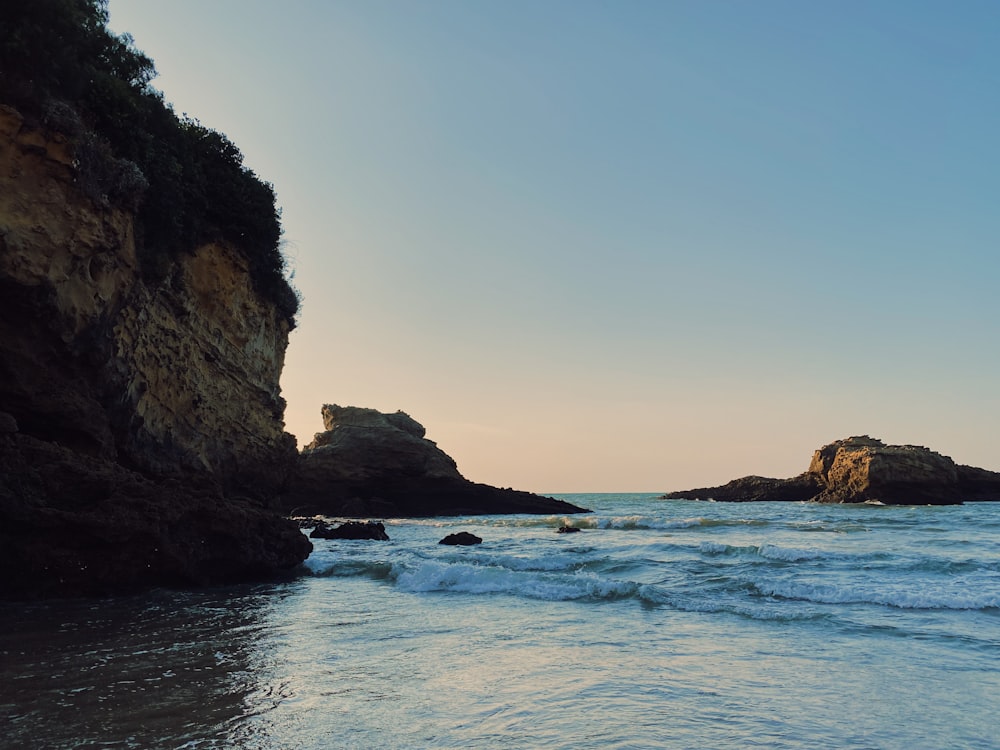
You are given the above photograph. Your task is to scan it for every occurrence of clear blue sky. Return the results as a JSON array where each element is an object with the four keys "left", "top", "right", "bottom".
[{"left": 109, "top": 1, "right": 1000, "bottom": 491}]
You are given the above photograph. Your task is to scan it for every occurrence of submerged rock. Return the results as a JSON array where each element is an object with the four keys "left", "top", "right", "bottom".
[
  {"left": 439, "top": 532, "right": 483, "bottom": 546},
  {"left": 284, "top": 405, "right": 590, "bottom": 518},
  {"left": 664, "top": 436, "right": 1000, "bottom": 506}
]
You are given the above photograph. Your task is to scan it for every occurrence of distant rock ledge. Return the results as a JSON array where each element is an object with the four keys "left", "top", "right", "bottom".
[
  {"left": 663, "top": 436, "right": 1000, "bottom": 506},
  {"left": 282, "top": 405, "right": 589, "bottom": 517}
]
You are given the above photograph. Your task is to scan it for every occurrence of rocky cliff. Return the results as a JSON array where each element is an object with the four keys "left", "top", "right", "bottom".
[
  {"left": 285, "top": 404, "right": 590, "bottom": 517},
  {"left": 664, "top": 436, "right": 1000, "bottom": 505},
  {"left": 0, "top": 105, "right": 310, "bottom": 598}
]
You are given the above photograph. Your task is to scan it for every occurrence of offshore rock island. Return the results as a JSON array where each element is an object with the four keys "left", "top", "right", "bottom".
[
  {"left": 665, "top": 436, "right": 1000, "bottom": 505},
  {"left": 284, "top": 405, "right": 589, "bottom": 518}
]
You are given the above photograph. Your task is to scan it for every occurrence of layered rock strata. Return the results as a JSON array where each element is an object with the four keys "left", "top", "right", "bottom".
[
  {"left": 284, "top": 404, "right": 590, "bottom": 517},
  {"left": 0, "top": 105, "right": 310, "bottom": 598},
  {"left": 664, "top": 436, "right": 1000, "bottom": 505}
]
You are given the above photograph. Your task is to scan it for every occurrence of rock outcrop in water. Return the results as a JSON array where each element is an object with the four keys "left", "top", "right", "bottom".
[
  {"left": 284, "top": 404, "right": 590, "bottom": 517},
  {"left": 664, "top": 436, "right": 1000, "bottom": 505},
  {"left": 0, "top": 105, "right": 310, "bottom": 598},
  {"left": 438, "top": 532, "right": 483, "bottom": 546}
]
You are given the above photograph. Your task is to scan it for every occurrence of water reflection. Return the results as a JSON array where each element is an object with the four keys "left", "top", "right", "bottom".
[{"left": 0, "top": 583, "right": 296, "bottom": 749}]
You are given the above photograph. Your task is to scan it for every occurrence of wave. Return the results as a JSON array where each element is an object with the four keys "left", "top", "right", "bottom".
[
  {"left": 788, "top": 520, "right": 871, "bottom": 534},
  {"left": 696, "top": 542, "right": 1000, "bottom": 580},
  {"left": 386, "top": 514, "right": 777, "bottom": 531},
  {"left": 303, "top": 553, "right": 394, "bottom": 580},
  {"left": 305, "top": 548, "right": 1000, "bottom": 613},
  {"left": 698, "top": 541, "right": 875, "bottom": 563},
  {"left": 391, "top": 559, "right": 643, "bottom": 602},
  {"left": 911, "top": 557, "right": 1000, "bottom": 575},
  {"left": 302, "top": 504, "right": 1000, "bottom": 615},
  {"left": 646, "top": 589, "right": 835, "bottom": 623},
  {"left": 565, "top": 515, "right": 774, "bottom": 531},
  {"left": 752, "top": 579, "right": 1000, "bottom": 611},
  {"left": 304, "top": 546, "right": 665, "bottom": 604},
  {"left": 438, "top": 550, "right": 590, "bottom": 573}
]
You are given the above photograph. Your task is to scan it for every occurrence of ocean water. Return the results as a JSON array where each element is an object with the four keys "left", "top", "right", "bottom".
[{"left": 2, "top": 495, "right": 998, "bottom": 749}]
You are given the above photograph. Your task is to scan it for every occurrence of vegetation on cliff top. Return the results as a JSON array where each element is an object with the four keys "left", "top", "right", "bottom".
[{"left": 0, "top": 0, "right": 300, "bottom": 324}]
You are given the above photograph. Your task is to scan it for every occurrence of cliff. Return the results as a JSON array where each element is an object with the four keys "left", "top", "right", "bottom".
[
  {"left": 0, "top": 105, "right": 310, "bottom": 598},
  {"left": 664, "top": 436, "right": 1000, "bottom": 505},
  {"left": 284, "top": 404, "right": 590, "bottom": 517}
]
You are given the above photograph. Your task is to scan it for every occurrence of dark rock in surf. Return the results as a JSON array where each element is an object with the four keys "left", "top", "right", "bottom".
[
  {"left": 438, "top": 532, "right": 482, "bottom": 546},
  {"left": 311, "top": 520, "right": 390, "bottom": 541},
  {"left": 666, "top": 474, "right": 821, "bottom": 503},
  {"left": 557, "top": 526, "right": 581, "bottom": 533}
]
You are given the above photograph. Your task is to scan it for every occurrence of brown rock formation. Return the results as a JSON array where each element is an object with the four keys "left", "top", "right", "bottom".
[
  {"left": 284, "top": 405, "right": 590, "bottom": 517},
  {"left": 664, "top": 436, "right": 1000, "bottom": 505},
  {"left": 0, "top": 105, "right": 310, "bottom": 598},
  {"left": 807, "top": 436, "right": 961, "bottom": 504},
  {"left": 300, "top": 405, "right": 464, "bottom": 484}
]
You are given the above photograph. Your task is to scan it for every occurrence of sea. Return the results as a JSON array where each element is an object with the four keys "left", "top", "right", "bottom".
[{"left": 2, "top": 494, "right": 998, "bottom": 750}]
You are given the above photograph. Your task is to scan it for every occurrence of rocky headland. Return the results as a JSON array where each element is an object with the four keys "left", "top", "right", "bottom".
[
  {"left": 664, "top": 436, "right": 1000, "bottom": 505},
  {"left": 1, "top": 6, "right": 585, "bottom": 601},
  {"left": 0, "top": 104, "right": 311, "bottom": 598},
  {"left": 283, "top": 404, "right": 590, "bottom": 518},
  {"left": 0, "top": 103, "right": 581, "bottom": 599}
]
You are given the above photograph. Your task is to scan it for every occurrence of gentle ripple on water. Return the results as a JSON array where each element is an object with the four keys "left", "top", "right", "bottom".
[{"left": 1, "top": 496, "right": 998, "bottom": 749}]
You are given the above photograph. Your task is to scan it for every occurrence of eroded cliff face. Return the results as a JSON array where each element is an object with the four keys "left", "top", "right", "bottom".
[
  {"left": 0, "top": 106, "right": 131, "bottom": 459},
  {"left": 113, "top": 240, "right": 295, "bottom": 483},
  {"left": 0, "top": 105, "right": 309, "bottom": 597}
]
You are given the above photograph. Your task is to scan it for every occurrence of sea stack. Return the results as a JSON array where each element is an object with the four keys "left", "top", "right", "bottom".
[{"left": 283, "top": 404, "right": 590, "bottom": 517}]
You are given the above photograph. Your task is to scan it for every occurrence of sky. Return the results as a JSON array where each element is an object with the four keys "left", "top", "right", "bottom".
[{"left": 108, "top": 0, "right": 1000, "bottom": 492}]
